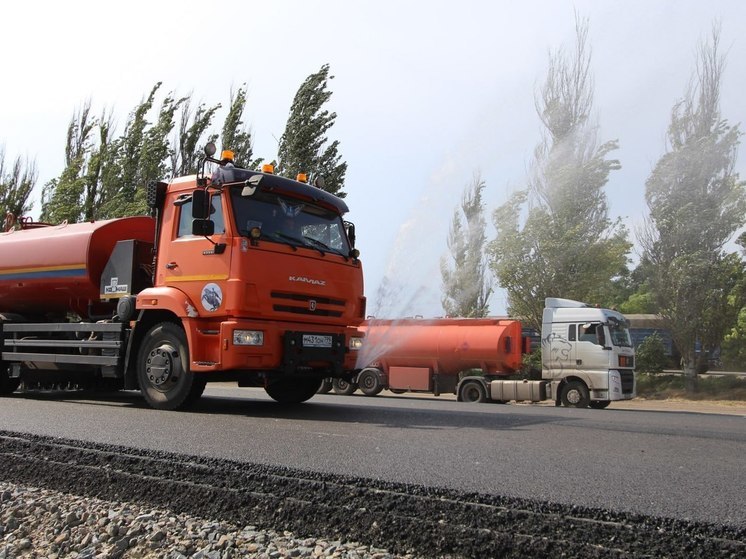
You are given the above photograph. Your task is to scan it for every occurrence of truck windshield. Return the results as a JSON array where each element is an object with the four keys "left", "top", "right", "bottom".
[
  {"left": 608, "top": 322, "right": 632, "bottom": 347},
  {"left": 229, "top": 188, "right": 351, "bottom": 255}
]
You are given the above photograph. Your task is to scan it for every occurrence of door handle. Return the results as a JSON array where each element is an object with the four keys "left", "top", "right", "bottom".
[
  {"left": 576, "top": 359, "right": 582, "bottom": 365},
  {"left": 165, "top": 262, "right": 178, "bottom": 270}
]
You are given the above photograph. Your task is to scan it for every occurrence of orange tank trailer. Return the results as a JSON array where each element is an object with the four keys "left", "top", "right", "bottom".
[
  {"left": 0, "top": 217, "right": 155, "bottom": 319},
  {"left": 353, "top": 318, "right": 524, "bottom": 396}
]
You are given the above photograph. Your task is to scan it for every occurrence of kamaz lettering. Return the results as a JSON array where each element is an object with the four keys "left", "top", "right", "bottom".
[{"left": 289, "top": 276, "right": 327, "bottom": 286}]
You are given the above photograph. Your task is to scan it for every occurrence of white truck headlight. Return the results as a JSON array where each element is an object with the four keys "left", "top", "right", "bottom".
[
  {"left": 349, "top": 337, "right": 364, "bottom": 350},
  {"left": 233, "top": 330, "right": 264, "bottom": 346}
]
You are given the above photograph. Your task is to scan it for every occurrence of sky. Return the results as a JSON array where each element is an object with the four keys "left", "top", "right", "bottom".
[{"left": 2, "top": 0, "right": 745, "bottom": 318}]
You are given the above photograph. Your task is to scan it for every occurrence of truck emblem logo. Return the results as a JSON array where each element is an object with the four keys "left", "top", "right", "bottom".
[
  {"left": 309, "top": 300, "right": 317, "bottom": 311},
  {"left": 288, "top": 275, "right": 326, "bottom": 286},
  {"left": 201, "top": 283, "right": 223, "bottom": 312}
]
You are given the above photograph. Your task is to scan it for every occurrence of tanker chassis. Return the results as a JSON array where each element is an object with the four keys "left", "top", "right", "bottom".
[
  {"left": 0, "top": 144, "right": 365, "bottom": 409},
  {"left": 332, "top": 298, "right": 635, "bottom": 409}
]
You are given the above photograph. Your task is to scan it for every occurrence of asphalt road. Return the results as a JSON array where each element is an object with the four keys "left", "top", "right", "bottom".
[{"left": 0, "top": 386, "right": 744, "bottom": 527}]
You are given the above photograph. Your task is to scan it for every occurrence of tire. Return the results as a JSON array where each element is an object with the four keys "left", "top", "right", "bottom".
[
  {"left": 317, "top": 378, "right": 333, "bottom": 394},
  {"left": 0, "top": 362, "right": 20, "bottom": 396},
  {"left": 561, "top": 380, "right": 590, "bottom": 408},
  {"left": 589, "top": 400, "right": 611, "bottom": 409},
  {"left": 332, "top": 378, "right": 357, "bottom": 395},
  {"left": 137, "top": 322, "right": 204, "bottom": 410},
  {"left": 357, "top": 368, "right": 384, "bottom": 396},
  {"left": 459, "top": 380, "right": 487, "bottom": 403},
  {"left": 266, "top": 377, "right": 322, "bottom": 404}
]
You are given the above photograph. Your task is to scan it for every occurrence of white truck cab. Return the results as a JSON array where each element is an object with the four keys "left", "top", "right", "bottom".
[{"left": 541, "top": 298, "right": 635, "bottom": 408}]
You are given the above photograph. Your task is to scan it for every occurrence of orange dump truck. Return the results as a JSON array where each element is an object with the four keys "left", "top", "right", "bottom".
[{"left": 0, "top": 144, "right": 365, "bottom": 409}]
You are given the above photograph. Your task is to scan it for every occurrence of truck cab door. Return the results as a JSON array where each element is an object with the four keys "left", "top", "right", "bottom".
[
  {"left": 157, "top": 192, "right": 232, "bottom": 316},
  {"left": 543, "top": 322, "right": 575, "bottom": 377},
  {"left": 575, "top": 322, "right": 611, "bottom": 372}
]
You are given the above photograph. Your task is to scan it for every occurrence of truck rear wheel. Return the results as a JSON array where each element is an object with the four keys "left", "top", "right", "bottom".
[
  {"left": 561, "top": 381, "right": 590, "bottom": 408},
  {"left": 357, "top": 368, "right": 384, "bottom": 396},
  {"left": 137, "top": 322, "right": 205, "bottom": 410},
  {"left": 266, "top": 377, "right": 322, "bottom": 404},
  {"left": 332, "top": 378, "right": 357, "bottom": 395},
  {"left": 459, "top": 380, "right": 487, "bottom": 403}
]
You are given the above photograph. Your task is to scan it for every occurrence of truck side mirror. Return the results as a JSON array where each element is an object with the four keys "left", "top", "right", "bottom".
[
  {"left": 192, "top": 189, "right": 210, "bottom": 219},
  {"left": 192, "top": 219, "right": 215, "bottom": 236},
  {"left": 345, "top": 221, "right": 356, "bottom": 247}
]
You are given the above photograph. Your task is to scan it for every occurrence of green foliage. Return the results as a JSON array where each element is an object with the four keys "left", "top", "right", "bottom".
[
  {"left": 40, "top": 102, "right": 96, "bottom": 223},
  {"left": 0, "top": 146, "right": 37, "bottom": 228},
  {"left": 521, "top": 348, "right": 542, "bottom": 379},
  {"left": 277, "top": 64, "right": 347, "bottom": 197},
  {"left": 487, "top": 17, "right": 630, "bottom": 329},
  {"left": 635, "top": 332, "right": 668, "bottom": 373},
  {"left": 171, "top": 96, "right": 221, "bottom": 177},
  {"left": 441, "top": 173, "right": 493, "bottom": 317},
  {"left": 721, "top": 306, "right": 746, "bottom": 371},
  {"left": 641, "top": 27, "right": 746, "bottom": 383},
  {"left": 221, "top": 84, "right": 261, "bottom": 170},
  {"left": 42, "top": 85, "right": 228, "bottom": 223}
]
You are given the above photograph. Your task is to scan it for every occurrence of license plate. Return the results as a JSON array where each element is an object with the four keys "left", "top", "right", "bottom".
[{"left": 302, "top": 334, "right": 332, "bottom": 348}]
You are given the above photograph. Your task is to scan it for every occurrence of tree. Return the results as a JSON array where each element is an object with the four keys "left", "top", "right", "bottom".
[
  {"left": 0, "top": 146, "right": 37, "bottom": 229},
  {"left": 221, "top": 84, "right": 262, "bottom": 169},
  {"left": 40, "top": 102, "right": 97, "bottom": 223},
  {"left": 640, "top": 25, "right": 746, "bottom": 389},
  {"left": 441, "top": 172, "right": 492, "bottom": 317},
  {"left": 277, "top": 64, "right": 347, "bottom": 197},
  {"left": 100, "top": 83, "right": 181, "bottom": 218},
  {"left": 635, "top": 332, "right": 668, "bottom": 374},
  {"left": 487, "top": 16, "right": 630, "bottom": 329},
  {"left": 170, "top": 94, "right": 220, "bottom": 177}
]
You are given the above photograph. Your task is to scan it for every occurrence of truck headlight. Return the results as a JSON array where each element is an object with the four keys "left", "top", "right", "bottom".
[
  {"left": 349, "top": 337, "right": 364, "bottom": 350},
  {"left": 233, "top": 330, "right": 264, "bottom": 346}
]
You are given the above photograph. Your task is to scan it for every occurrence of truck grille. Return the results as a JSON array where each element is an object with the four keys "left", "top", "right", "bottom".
[
  {"left": 620, "top": 370, "right": 635, "bottom": 394},
  {"left": 271, "top": 291, "right": 345, "bottom": 317}
]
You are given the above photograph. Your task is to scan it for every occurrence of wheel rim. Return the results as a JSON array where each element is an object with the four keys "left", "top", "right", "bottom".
[
  {"left": 145, "top": 342, "right": 180, "bottom": 391},
  {"left": 464, "top": 385, "right": 481, "bottom": 402},
  {"left": 360, "top": 374, "right": 374, "bottom": 390},
  {"left": 566, "top": 388, "right": 581, "bottom": 405}
]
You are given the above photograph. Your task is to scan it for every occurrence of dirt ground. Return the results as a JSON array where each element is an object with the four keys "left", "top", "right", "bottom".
[
  {"left": 377, "top": 391, "right": 746, "bottom": 416},
  {"left": 603, "top": 398, "right": 746, "bottom": 416}
]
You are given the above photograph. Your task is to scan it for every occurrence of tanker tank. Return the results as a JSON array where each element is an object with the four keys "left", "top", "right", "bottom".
[
  {"left": 359, "top": 318, "right": 523, "bottom": 377},
  {"left": 0, "top": 217, "right": 155, "bottom": 319}
]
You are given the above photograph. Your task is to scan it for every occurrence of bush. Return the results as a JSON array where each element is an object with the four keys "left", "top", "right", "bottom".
[{"left": 635, "top": 332, "right": 668, "bottom": 374}]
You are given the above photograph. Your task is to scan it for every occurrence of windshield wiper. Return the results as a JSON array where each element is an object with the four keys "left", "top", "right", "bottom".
[{"left": 303, "top": 236, "right": 349, "bottom": 259}]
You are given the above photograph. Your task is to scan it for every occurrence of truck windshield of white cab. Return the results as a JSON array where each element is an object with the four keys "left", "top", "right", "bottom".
[{"left": 608, "top": 321, "right": 632, "bottom": 347}]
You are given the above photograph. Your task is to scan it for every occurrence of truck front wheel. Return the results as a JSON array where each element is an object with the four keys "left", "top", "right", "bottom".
[
  {"left": 561, "top": 381, "right": 590, "bottom": 408},
  {"left": 137, "top": 322, "right": 205, "bottom": 410},
  {"left": 358, "top": 369, "right": 384, "bottom": 396},
  {"left": 459, "top": 380, "right": 487, "bottom": 403},
  {"left": 266, "top": 377, "right": 322, "bottom": 404}
]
